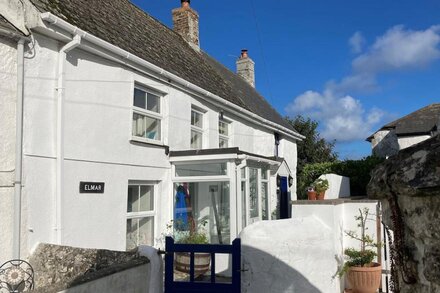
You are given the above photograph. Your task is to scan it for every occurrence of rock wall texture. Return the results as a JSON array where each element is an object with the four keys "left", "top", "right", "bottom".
[
  {"left": 368, "top": 134, "right": 440, "bottom": 293},
  {"left": 28, "top": 243, "right": 149, "bottom": 292}
]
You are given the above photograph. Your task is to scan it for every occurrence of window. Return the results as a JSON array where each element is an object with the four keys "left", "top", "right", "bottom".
[
  {"left": 218, "top": 118, "right": 230, "bottom": 148},
  {"left": 241, "top": 168, "right": 247, "bottom": 229},
  {"left": 191, "top": 108, "right": 204, "bottom": 149},
  {"left": 175, "top": 162, "right": 227, "bottom": 177},
  {"left": 132, "top": 86, "right": 162, "bottom": 141},
  {"left": 261, "top": 168, "right": 269, "bottom": 220},
  {"left": 126, "top": 183, "right": 155, "bottom": 250}
]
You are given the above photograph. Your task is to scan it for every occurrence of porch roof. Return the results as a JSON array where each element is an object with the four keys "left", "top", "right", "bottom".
[{"left": 169, "top": 147, "right": 283, "bottom": 164}]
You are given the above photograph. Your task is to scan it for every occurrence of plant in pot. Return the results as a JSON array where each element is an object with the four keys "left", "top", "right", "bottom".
[
  {"left": 306, "top": 186, "right": 317, "bottom": 200},
  {"left": 174, "top": 219, "right": 211, "bottom": 277},
  {"left": 313, "top": 178, "right": 329, "bottom": 200},
  {"left": 339, "top": 208, "right": 382, "bottom": 293}
]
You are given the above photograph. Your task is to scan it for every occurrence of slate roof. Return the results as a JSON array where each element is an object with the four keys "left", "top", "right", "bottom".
[
  {"left": 30, "top": 0, "right": 296, "bottom": 132},
  {"left": 367, "top": 103, "right": 440, "bottom": 141},
  {"left": 0, "top": 15, "right": 25, "bottom": 36}
]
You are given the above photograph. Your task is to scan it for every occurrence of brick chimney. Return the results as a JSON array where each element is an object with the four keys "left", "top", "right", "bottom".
[
  {"left": 236, "top": 49, "right": 255, "bottom": 87},
  {"left": 172, "top": 0, "right": 200, "bottom": 51}
]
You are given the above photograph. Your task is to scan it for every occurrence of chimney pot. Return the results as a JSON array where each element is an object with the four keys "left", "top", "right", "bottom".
[
  {"left": 241, "top": 49, "right": 249, "bottom": 59},
  {"left": 181, "top": 0, "right": 190, "bottom": 8}
]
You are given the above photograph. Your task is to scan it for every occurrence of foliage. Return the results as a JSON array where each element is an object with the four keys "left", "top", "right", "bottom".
[
  {"left": 338, "top": 208, "right": 381, "bottom": 277},
  {"left": 297, "top": 156, "right": 384, "bottom": 199},
  {"left": 284, "top": 115, "right": 337, "bottom": 173},
  {"left": 175, "top": 219, "right": 209, "bottom": 245},
  {"left": 311, "top": 178, "right": 329, "bottom": 193}
]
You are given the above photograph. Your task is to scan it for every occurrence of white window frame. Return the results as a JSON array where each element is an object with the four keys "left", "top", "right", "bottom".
[
  {"left": 131, "top": 84, "right": 163, "bottom": 145},
  {"left": 126, "top": 181, "right": 157, "bottom": 249},
  {"left": 190, "top": 107, "right": 205, "bottom": 149},
  {"left": 218, "top": 117, "right": 230, "bottom": 148},
  {"left": 260, "top": 169, "right": 270, "bottom": 220}
]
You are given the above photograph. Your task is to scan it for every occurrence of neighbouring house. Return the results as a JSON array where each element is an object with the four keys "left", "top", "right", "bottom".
[
  {"left": 367, "top": 103, "right": 440, "bottom": 158},
  {"left": 0, "top": 0, "right": 304, "bottom": 269}
]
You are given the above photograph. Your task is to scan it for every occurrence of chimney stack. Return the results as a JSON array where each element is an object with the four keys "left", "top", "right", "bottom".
[
  {"left": 172, "top": 0, "right": 200, "bottom": 51},
  {"left": 236, "top": 49, "right": 255, "bottom": 87}
]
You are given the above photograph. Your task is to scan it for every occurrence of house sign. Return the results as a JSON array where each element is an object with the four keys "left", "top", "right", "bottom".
[{"left": 79, "top": 182, "right": 105, "bottom": 193}]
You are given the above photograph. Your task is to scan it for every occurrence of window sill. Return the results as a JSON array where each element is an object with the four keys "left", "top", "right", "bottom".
[{"left": 130, "top": 137, "right": 170, "bottom": 153}]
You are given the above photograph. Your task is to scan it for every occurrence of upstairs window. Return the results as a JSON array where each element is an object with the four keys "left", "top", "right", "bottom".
[
  {"left": 191, "top": 108, "right": 204, "bottom": 149},
  {"left": 218, "top": 118, "right": 230, "bottom": 148},
  {"left": 132, "top": 86, "right": 162, "bottom": 142}
]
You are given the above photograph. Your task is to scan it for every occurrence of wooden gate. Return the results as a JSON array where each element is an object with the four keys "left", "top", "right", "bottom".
[{"left": 164, "top": 237, "right": 241, "bottom": 293}]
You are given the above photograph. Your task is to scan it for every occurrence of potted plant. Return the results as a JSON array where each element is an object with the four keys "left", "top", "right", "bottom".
[
  {"left": 306, "top": 186, "right": 317, "bottom": 200},
  {"left": 339, "top": 208, "right": 382, "bottom": 293},
  {"left": 313, "top": 178, "right": 329, "bottom": 200},
  {"left": 174, "top": 220, "right": 211, "bottom": 276}
]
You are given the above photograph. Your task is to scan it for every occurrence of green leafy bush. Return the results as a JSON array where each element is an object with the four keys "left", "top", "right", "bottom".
[{"left": 297, "top": 156, "right": 384, "bottom": 199}]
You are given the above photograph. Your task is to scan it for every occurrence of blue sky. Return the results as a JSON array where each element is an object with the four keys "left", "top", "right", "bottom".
[{"left": 133, "top": 0, "right": 440, "bottom": 159}]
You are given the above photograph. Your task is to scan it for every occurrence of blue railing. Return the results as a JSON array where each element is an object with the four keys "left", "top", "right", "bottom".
[{"left": 164, "top": 237, "right": 241, "bottom": 293}]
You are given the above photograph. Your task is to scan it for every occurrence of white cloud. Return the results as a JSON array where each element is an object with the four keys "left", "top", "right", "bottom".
[
  {"left": 349, "top": 31, "right": 366, "bottom": 53},
  {"left": 285, "top": 90, "right": 383, "bottom": 141},
  {"left": 353, "top": 25, "right": 440, "bottom": 73},
  {"left": 286, "top": 25, "right": 440, "bottom": 142}
]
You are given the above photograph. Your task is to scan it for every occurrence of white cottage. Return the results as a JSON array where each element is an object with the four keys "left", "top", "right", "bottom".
[{"left": 0, "top": 0, "right": 303, "bottom": 263}]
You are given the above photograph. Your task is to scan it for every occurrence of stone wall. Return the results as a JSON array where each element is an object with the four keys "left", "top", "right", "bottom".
[
  {"left": 28, "top": 243, "right": 149, "bottom": 292},
  {"left": 368, "top": 134, "right": 440, "bottom": 293}
]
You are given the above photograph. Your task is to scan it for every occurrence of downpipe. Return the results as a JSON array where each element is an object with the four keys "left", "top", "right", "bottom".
[{"left": 55, "top": 35, "right": 81, "bottom": 244}]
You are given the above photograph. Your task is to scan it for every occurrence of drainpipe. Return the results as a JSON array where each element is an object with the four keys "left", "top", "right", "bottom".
[
  {"left": 13, "top": 38, "right": 26, "bottom": 259},
  {"left": 55, "top": 35, "right": 81, "bottom": 244},
  {"left": 235, "top": 156, "right": 247, "bottom": 236}
]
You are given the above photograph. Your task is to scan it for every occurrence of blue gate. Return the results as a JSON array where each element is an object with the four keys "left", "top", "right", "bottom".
[{"left": 164, "top": 237, "right": 241, "bottom": 293}]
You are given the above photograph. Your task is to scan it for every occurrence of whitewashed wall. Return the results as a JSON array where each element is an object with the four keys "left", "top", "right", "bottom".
[
  {"left": 240, "top": 201, "right": 380, "bottom": 293},
  {"left": 13, "top": 30, "right": 298, "bottom": 259},
  {"left": 319, "top": 174, "right": 350, "bottom": 199},
  {"left": 0, "top": 37, "right": 18, "bottom": 262},
  {"left": 398, "top": 135, "right": 431, "bottom": 150}
]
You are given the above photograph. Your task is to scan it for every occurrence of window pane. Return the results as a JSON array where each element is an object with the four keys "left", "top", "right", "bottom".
[
  {"left": 174, "top": 182, "right": 230, "bottom": 244},
  {"left": 127, "top": 185, "right": 139, "bottom": 213},
  {"left": 249, "top": 168, "right": 259, "bottom": 218},
  {"left": 262, "top": 182, "right": 268, "bottom": 220},
  {"left": 241, "top": 168, "right": 246, "bottom": 179},
  {"left": 139, "top": 217, "right": 154, "bottom": 246},
  {"left": 132, "top": 113, "right": 161, "bottom": 140},
  {"left": 191, "top": 130, "right": 202, "bottom": 149},
  {"left": 134, "top": 88, "right": 146, "bottom": 109},
  {"left": 147, "top": 93, "right": 160, "bottom": 113},
  {"left": 191, "top": 110, "right": 203, "bottom": 128},
  {"left": 139, "top": 186, "right": 154, "bottom": 211},
  {"left": 219, "top": 138, "right": 228, "bottom": 148},
  {"left": 241, "top": 181, "right": 246, "bottom": 229},
  {"left": 261, "top": 168, "right": 268, "bottom": 180},
  {"left": 126, "top": 217, "right": 154, "bottom": 250},
  {"left": 219, "top": 120, "right": 228, "bottom": 136},
  {"left": 175, "top": 163, "right": 227, "bottom": 177}
]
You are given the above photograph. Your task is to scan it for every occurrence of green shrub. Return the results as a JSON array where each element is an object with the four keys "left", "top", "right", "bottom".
[{"left": 297, "top": 156, "right": 384, "bottom": 199}]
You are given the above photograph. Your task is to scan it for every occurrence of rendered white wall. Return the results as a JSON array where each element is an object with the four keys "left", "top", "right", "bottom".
[
  {"left": 319, "top": 173, "right": 351, "bottom": 199},
  {"left": 240, "top": 201, "right": 380, "bottom": 293},
  {"left": 398, "top": 135, "right": 431, "bottom": 150},
  {"left": 0, "top": 37, "right": 17, "bottom": 262},
  {"left": 59, "top": 264, "right": 150, "bottom": 293}
]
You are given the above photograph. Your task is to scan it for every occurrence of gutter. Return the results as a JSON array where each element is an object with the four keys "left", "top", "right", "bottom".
[
  {"left": 55, "top": 35, "right": 81, "bottom": 244},
  {"left": 13, "top": 38, "right": 27, "bottom": 259},
  {"left": 39, "top": 12, "right": 304, "bottom": 141}
]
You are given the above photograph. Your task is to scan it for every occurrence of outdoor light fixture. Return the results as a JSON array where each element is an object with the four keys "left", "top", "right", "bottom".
[
  {"left": 276, "top": 174, "right": 281, "bottom": 187},
  {"left": 288, "top": 175, "right": 293, "bottom": 187},
  {"left": 219, "top": 110, "right": 224, "bottom": 119}
]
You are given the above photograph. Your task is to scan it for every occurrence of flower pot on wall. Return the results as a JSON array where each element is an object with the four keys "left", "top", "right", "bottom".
[
  {"left": 307, "top": 190, "right": 317, "bottom": 200},
  {"left": 346, "top": 262, "right": 381, "bottom": 293},
  {"left": 316, "top": 191, "right": 326, "bottom": 200}
]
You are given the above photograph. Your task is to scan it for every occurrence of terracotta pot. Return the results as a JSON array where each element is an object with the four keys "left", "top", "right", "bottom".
[
  {"left": 175, "top": 252, "right": 211, "bottom": 276},
  {"left": 346, "top": 262, "right": 381, "bottom": 293},
  {"left": 316, "top": 191, "right": 326, "bottom": 200},
  {"left": 307, "top": 190, "right": 317, "bottom": 200}
]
